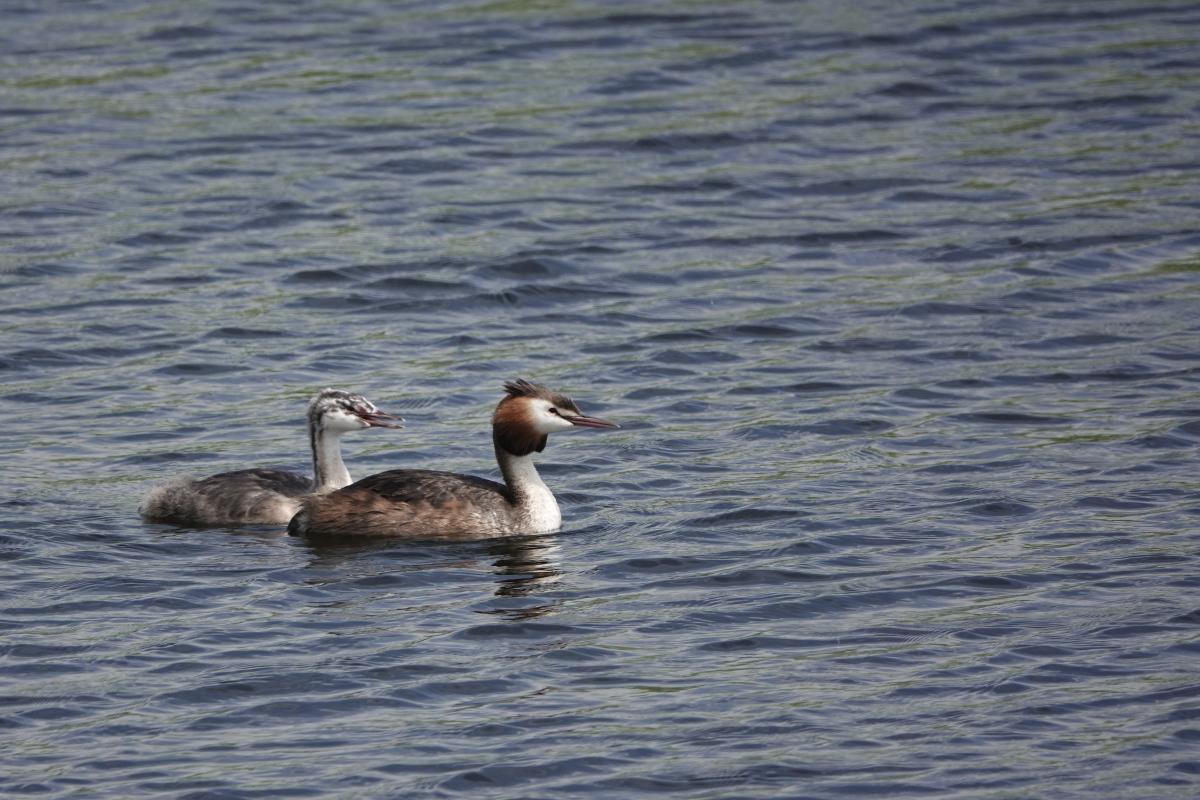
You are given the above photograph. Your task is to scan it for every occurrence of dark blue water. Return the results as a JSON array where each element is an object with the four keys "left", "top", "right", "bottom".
[{"left": 3, "top": 1, "right": 1200, "bottom": 797}]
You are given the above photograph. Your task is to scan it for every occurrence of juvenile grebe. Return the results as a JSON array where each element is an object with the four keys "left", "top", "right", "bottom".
[
  {"left": 287, "top": 379, "right": 617, "bottom": 538},
  {"left": 140, "top": 389, "right": 402, "bottom": 527}
]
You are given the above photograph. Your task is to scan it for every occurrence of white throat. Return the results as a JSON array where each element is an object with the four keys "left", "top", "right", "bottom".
[
  {"left": 312, "top": 426, "right": 353, "bottom": 493},
  {"left": 504, "top": 453, "right": 561, "bottom": 532}
]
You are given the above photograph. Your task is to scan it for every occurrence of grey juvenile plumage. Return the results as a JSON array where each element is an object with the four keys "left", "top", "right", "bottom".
[
  {"left": 140, "top": 469, "right": 316, "bottom": 527},
  {"left": 139, "top": 389, "right": 401, "bottom": 527}
]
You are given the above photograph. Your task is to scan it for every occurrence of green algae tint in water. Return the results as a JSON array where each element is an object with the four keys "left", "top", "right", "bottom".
[{"left": 1, "top": 1, "right": 1200, "bottom": 798}]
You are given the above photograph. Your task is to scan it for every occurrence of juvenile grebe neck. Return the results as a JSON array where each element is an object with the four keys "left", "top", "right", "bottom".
[{"left": 311, "top": 411, "right": 353, "bottom": 491}]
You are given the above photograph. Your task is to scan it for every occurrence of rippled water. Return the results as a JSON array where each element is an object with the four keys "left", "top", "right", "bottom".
[{"left": 3, "top": 1, "right": 1200, "bottom": 797}]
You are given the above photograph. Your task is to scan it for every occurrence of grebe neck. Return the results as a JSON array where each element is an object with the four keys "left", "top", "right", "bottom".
[
  {"left": 495, "top": 442, "right": 561, "bottom": 531},
  {"left": 311, "top": 423, "right": 352, "bottom": 492}
]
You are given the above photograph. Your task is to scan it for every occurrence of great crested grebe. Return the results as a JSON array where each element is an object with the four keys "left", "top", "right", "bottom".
[
  {"left": 140, "top": 388, "right": 402, "bottom": 527},
  {"left": 287, "top": 379, "right": 617, "bottom": 538}
]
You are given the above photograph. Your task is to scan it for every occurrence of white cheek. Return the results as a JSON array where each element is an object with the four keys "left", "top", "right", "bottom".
[
  {"left": 532, "top": 407, "right": 575, "bottom": 434},
  {"left": 327, "top": 411, "right": 366, "bottom": 432}
]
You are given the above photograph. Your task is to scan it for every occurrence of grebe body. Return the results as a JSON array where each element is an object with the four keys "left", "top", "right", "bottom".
[{"left": 288, "top": 380, "right": 616, "bottom": 538}]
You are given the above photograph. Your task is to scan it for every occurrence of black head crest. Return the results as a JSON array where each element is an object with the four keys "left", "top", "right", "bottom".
[
  {"left": 503, "top": 378, "right": 544, "bottom": 398},
  {"left": 502, "top": 378, "right": 580, "bottom": 414}
]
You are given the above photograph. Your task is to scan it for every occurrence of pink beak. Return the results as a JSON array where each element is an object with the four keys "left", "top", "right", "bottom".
[
  {"left": 358, "top": 410, "right": 404, "bottom": 429},
  {"left": 568, "top": 414, "right": 619, "bottom": 430}
]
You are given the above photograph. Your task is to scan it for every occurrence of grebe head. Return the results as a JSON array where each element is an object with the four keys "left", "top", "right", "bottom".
[
  {"left": 493, "top": 379, "right": 618, "bottom": 455},
  {"left": 309, "top": 388, "right": 403, "bottom": 433}
]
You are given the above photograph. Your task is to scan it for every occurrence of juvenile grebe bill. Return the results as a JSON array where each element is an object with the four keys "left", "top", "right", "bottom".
[
  {"left": 288, "top": 379, "right": 618, "bottom": 539},
  {"left": 139, "top": 389, "right": 402, "bottom": 527}
]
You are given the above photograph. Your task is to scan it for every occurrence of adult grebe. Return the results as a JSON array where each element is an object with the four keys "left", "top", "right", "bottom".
[
  {"left": 287, "top": 379, "right": 617, "bottom": 538},
  {"left": 140, "top": 389, "right": 402, "bottom": 526}
]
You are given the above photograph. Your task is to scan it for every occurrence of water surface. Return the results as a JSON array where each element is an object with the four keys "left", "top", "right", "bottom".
[{"left": 2, "top": 1, "right": 1200, "bottom": 797}]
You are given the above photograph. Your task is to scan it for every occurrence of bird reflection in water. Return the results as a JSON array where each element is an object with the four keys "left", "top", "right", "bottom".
[
  {"left": 296, "top": 533, "right": 563, "bottom": 618},
  {"left": 484, "top": 535, "right": 563, "bottom": 619}
]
